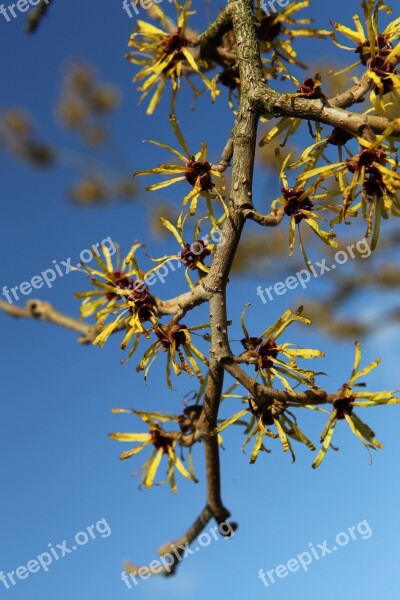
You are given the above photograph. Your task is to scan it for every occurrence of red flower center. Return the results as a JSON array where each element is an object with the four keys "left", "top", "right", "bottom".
[
  {"left": 127, "top": 283, "right": 155, "bottom": 322},
  {"left": 161, "top": 29, "right": 189, "bottom": 64},
  {"left": 257, "top": 338, "right": 279, "bottom": 370},
  {"left": 180, "top": 240, "right": 211, "bottom": 270},
  {"left": 282, "top": 187, "right": 314, "bottom": 224},
  {"left": 368, "top": 55, "right": 397, "bottom": 93},
  {"left": 333, "top": 394, "right": 354, "bottom": 420},
  {"left": 156, "top": 324, "right": 188, "bottom": 349},
  {"left": 150, "top": 429, "right": 172, "bottom": 453},
  {"left": 356, "top": 35, "right": 396, "bottom": 93},
  {"left": 185, "top": 158, "right": 214, "bottom": 191},
  {"left": 297, "top": 77, "right": 323, "bottom": 99},
  {"left": 241, "top": 336, "right": 279, "bottom": 369},
  {"left": 346, "top": 149, "right": 386, "bottom": 198},
  {"left": 105, "top": 270, "right": 134, "bottom": 300},
  {"left": 346, "top": 148, "right": 386, "bottom": 174},
  {"left": 355, "top": 34, "right": 393, "bottom": 65},
  {"left": 248, "top": 397, "right": 277, "bottom": 427}
]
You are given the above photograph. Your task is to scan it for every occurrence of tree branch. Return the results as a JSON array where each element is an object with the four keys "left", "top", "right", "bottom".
[
  {"left": 197, "top": 5, "right": 233, "bottom": 66},
  {"left": 330, "top": 72, "right": 372, "bottom": 109},
  {"left": 154, "top": 284, "right": 209, "bottom": 321},
  {"left": 124, "top": 506, "right": 213, "bottom": 577},
  {"left": 222, "top": 358, "right": 335, "bottom": 407},
  {"left": 243, "top": 206, "right": 285, "bottom": 227},
  {"left": 10, "top": 0, "right": 398, "bottom": 581},
  {"left": 191, "top": 0, "right": 269, "bottom": 548},
  {"left": 0, "top": 299, "right": 96, "bottom": 344},
  {"left": 254, "top": 84, "right": 400, "bottom": 137}
]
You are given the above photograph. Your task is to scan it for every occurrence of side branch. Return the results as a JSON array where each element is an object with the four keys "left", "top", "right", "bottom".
[
  {"left": 155, "top": 284, "right": 209, "bottom": 321},
  {"left": 254, "top": 84, "right": 400, "bottom": 137},
  {"left": 197, "top": 6, "right": 233, "bottom": 65},
  {"left": 0, "top": 299, "right": 96, "bottom": 344},
  {"left": 223, "top": 359, "right": 335, "bottom": 406},
  {"left": 330, "top": 72, "right": 372, "bottom": 109},
  {"left": 125, "top": 506, "right": 213, "bottom": 577},
  {"left": 243, "top": 206, "right": 285, "bottom": 227}
]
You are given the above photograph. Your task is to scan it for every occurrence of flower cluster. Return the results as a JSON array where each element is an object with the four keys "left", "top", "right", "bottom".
[
  {"left": 215, "top": 341, "right": 398, "bottom": 467},
  {"left": 239, "top": 305, "right": 324, "bottom": 392},
  {"left": 261, "top": 122, "right": 400, "bottom": 257},
  {"left": 75, "top": 243, "right": 157, "bottom": 355},
  {"left": 134, "top": 115, "right": 228, "bottom": 221},
  {"left": 257, "top": 1, "right": 400, "bottom": 256},
  {"left": 126, "top": 1, "right": 218, "bottom": 114},
  {"left": 136, "top": 322, "right": 209, "bottom": 390},
  {"left": 255, "top": 0, "right": 329, "bottom": 68},
  {"left": 312, "top": 342, "right": 400, "bottom": 468},
  {"left": 331, "top": 0, "right": 400, "bottom": 114},
  {"left": 299, "top": 132, "right": 400, "bottom": 249},
  {"left": 215, "top": 393, "right": 316, "bottom": 464},
  {"left": 109, "top": 409, "right": 197, "bottom": 492},
  {"left": 271, "top": 151, "right": 339, "bottom": 260},
  {"left": 75, "top": 243, "right": 211, "bottom": 387},
  {"left": 148, "top": 214, "right": 220, "bottom": 288}
]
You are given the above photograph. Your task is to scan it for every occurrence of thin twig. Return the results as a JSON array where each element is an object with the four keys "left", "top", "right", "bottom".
[{"left": 0, "top": 299, "right": 95, "bottom": 344}]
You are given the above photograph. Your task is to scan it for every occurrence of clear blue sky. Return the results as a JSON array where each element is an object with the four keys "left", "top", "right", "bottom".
[{"left": 0, "top": 1, "right": 399, "bottom": 599}]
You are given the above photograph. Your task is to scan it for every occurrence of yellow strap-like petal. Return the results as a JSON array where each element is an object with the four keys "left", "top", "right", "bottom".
[
  {"left": 312, "top": 425, "right": 335, "bottom": 469},
  {"left": 214, "top": 409, "right": 250, "bottom": 434},
  {"left": 144, "top": 448, "right": 164, "bottom": 489}
]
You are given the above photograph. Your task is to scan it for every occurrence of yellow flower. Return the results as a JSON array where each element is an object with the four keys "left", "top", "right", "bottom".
[
  {"left": 75, "top": 243, "right": 159, "bottom": 359},
  {"left": 240, "top": 305, "right": 325, "bottom": 393},
  {"left": 214, "top": 393, "right": 316, "bottom": 464},
  {"left": 272, "top": 151, "right": 338, "bottom": 260},
  {"left": 136, "top": 322, "right": 209, "bottom": 390},
  {"left": 299, "top": 129, "right": 400, "bottom": 250},
  {"left": 331, "top": 0, "right": 400, "bottom": 115},
  {"left": 147, "top": 213, "right": 224, "bottom": 289},
  {"left": 312, "top": 341, "right": 400, "bottom": 468},
  {"left": 256, "top": 0, "right": 329, "bottom": 68},
  {"left": 134, "top": 115, "right": 228, "bottom": 219},
  {"left": 126, "top": 1, "right": 218, "bottom": 114},
  {"left": 109, "top": 409, "right": 195, "bottom": 493}
]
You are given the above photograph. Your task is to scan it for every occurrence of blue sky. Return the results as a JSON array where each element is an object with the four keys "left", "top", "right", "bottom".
[{"left": 0, "top": 1, "right": 399, "bottom": 599}]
